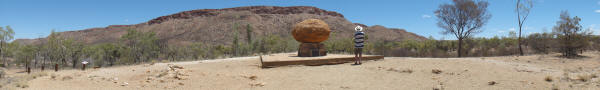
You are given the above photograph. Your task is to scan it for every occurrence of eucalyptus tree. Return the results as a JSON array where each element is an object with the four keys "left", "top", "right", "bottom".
[{"left": 435, "top": 0, "right": 491, "bottom": 57}]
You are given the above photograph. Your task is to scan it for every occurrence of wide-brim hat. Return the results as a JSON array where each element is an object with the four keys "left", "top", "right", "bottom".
[{"left": 355, "top": 26, "right": 363, "bottom": 32}]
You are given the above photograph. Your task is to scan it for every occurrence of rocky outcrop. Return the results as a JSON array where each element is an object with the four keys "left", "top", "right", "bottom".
[
  {"left": 14, "top": 6, "right": 426, "bottom": 46},
  {"left": 147, "top": 6, "right": 344, "bottom": 25}
]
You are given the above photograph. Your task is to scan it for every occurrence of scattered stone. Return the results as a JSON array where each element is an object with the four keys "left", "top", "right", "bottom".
[
  {"left": 242, "top": 75, "right": 258, "bottom": 80},
  {"left": 432, "top": 69, "right": 442, "bottom": 74},
  {"left": 551, "top": 84, "right": 559, "bottom": 90},
  {"left": 178, "top": 82, "right": 184, "bottom": 85},
  {"left": 433, "top": 85, "right": 443, "bottom": 90},
  {"left": 51, "top": 74, "right": 59, "bottom": 79},
  {"left": 121, "top": 82, "right": 129, "bottom": 86},
  {"left": 545, "top": 76, "right": 553, "bottom": 82},
  {"left": 147, "top": 77, "right": 154, "bottom": 80},
  {"left": 168, "top": 64, "right": 184, "bottom": 70},
  {"left": 93, "top": 66, "right": 101, "bottom": 69},
  {"left": 340, "top": 86, "right": 350, "bottom": 89},
  {"left": 387, "top": 68, "right": 413, "bottom": 73},
  {"left": 250, "top": 82, "right": 265, "bottom": 87},
  {"left": 62, "top": 76, "right": 73, "bottom": 81},
  {"left": 248, "top": 75, "right": 257, "bottom": 80},
  {"left": 488, "top": 81, "right": 497, "bottom": 85},
  {"left": 157, "top": 72, "right": 168, "bottom": 77}
]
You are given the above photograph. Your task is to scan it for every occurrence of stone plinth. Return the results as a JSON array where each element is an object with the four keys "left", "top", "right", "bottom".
[
  {"left": 260, "top": 53, "right": 385, "bottom": 68},
  {"left": 298, "top": 43, "right": 327, "bottom": 57}
]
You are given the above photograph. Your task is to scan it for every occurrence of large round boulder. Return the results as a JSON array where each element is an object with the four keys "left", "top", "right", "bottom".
[{"left": 291, "top": 19, "right": 331, "bottom": 43}]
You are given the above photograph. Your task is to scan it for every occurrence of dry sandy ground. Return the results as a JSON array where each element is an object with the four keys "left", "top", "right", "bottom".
[{"left": 3, "top": 52, "right": 600, "bottom": 90}]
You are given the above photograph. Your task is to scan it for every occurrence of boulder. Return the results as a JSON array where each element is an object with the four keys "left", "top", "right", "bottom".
[{"left": 292, "top": 19, "right": 331, "bottom": 43}]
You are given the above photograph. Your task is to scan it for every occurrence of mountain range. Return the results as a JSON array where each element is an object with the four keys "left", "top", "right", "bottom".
[{"left": 14, "top": 6, "right": 426, "bottom": 46}]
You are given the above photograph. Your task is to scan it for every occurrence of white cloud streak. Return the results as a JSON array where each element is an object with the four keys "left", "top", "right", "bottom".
[{"left": 421, "top": 14, "right": 432, "bottom": 18}]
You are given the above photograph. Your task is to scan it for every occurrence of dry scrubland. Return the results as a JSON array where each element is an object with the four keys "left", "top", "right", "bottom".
[{"left": 1, "top": 52, "right": 600, "bottom": 90}]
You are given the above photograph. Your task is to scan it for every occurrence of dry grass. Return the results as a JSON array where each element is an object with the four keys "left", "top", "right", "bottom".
[
  {"left": 9, "top": 72, "right": 49, "bottom": 88},
  {"left": 14, "top": 81, "right": 28, "bottom": 88}
]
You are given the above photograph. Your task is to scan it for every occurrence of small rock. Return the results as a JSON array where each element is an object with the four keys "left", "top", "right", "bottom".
[
  {"left": 433, "top": 85, "right": 443, "bottom": 90},
  {"left": 432, "top": 69, "right": 442, "bottom": 74},
  {"left": 121, "top": 82, "right": 129, "bottom": 86},
  {"left": 146, "top": 77, "right": 154, "bottom": 80},
  {"left": 340, "top": 86, "right": 350, "bottom": 89},
  {"left": 488, "top": 81, "right": 497, "bottom": 85},
  {"left": 250, "top": 82, "right": 265, "bottom": 87},
  {"left": 62, "top": 76, "right": 73, "bottom": 81},
  {"left": 178, "top": 82, "right": 184, "bottom": 85}
]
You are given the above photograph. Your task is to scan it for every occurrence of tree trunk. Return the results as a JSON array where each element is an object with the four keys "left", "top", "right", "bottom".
[
  {"left": 72, "top": 54, "right": 77, "bottom": 68},
  {"left": 41, "top": 56, "right": 46, "bottom": 71},
  {"left": 26, "top": 61, "right": 30, "bottom": 74},
  {"left": 518, "top": 26, "right": 524, "bottom": 56},
  {"left": 0, "top": 41, "right": 4, "bottom": 67},
  {"left": 54, "top": 64, "right": 58, "bottom": 72},
  {"left": 458, "top": 38, "right": 463, "bottom": 57}
]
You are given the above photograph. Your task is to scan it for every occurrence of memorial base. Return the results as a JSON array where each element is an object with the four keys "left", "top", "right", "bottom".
[{"left": 298, "top": 43, "right": 327, "bottom": 57}]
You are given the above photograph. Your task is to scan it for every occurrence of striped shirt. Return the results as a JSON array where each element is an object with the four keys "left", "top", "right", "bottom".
[{"left": 354, "top": 31, "right": 365, "bottom": 48}]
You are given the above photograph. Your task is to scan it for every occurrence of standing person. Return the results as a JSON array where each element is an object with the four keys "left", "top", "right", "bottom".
[{"left": 354, "top": 26, "right": 365, "bottom": 65}]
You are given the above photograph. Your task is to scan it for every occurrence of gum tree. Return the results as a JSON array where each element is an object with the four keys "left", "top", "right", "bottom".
[
  {"left": 516, "top": 0, "right": 533, "bottom": 56},
  {"left": 435, "top": 0, "right": 491, "bottom": 57}
]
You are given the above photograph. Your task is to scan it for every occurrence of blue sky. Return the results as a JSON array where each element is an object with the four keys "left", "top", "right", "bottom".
[{"left": 1, "top": 0, "right": 599, "bottom": 40}]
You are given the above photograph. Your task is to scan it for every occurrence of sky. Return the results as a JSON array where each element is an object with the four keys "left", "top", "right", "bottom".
[{"left": 1, "top": 0, "right": 599, "bottom": 40}]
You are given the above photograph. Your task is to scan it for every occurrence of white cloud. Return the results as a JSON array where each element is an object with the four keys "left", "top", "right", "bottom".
[
  {"left": 497, "top": 30, "right": 505, "bottom": 33},
  {"left": 590, "top": 24, "right": 600, "bottom": 35},
  {"left": 125, "top": 19, "right": 129, "bottom": 22},
  {"left": 422, "top": 14, "right": 432, "bottom": 18},
  {"left": 509, "top": 28, "right": 516, "bottom": 31},
  {"left": 595, "top": 10, "right": 600, "bottom": 13},
  {"left": 527, "top": 32, "right": 538, "bottom": 35}
]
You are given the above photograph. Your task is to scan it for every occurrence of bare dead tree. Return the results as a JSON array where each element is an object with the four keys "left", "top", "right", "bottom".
[
  {"left": 435, "top": 0, "right": 491, "bottom": 57},
  {"left": 516, "top": 0, "right": 533, "bottom": 56}
]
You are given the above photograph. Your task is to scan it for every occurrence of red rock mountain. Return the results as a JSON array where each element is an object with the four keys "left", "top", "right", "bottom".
[{"left": 15, "top": 6, "right": 426, "bottom": 45}]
